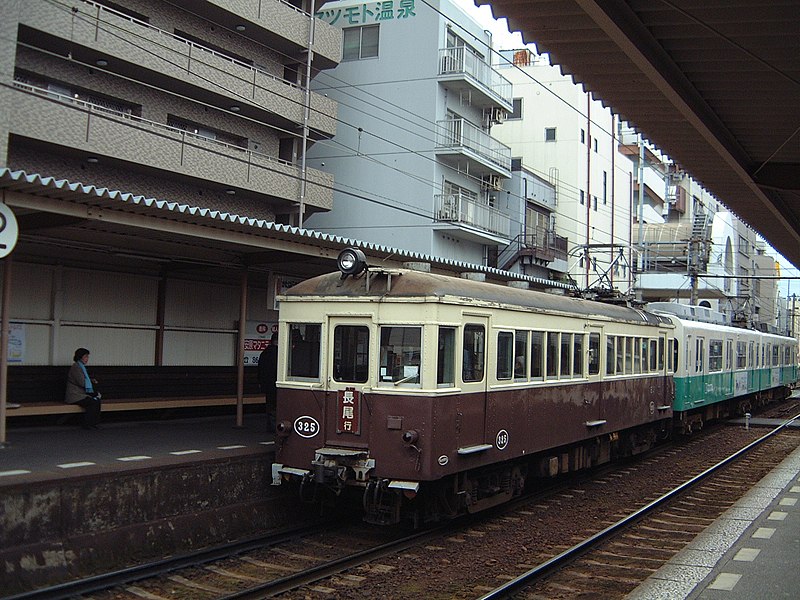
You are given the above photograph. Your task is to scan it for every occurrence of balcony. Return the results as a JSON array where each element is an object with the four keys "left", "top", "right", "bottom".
[
  {"left": 434, "top": 193, "right": 512, "bottom": 243},
  {"left": 9, "top": 83, "right": 333, "bottom": 210},
  {"left": 497, "top": 230, "right": 568, "bottom": 270},
  {"left": 18, "top": 0, "right": 337, "bottom": 136},
  {"left": 134, "top": 0, "right": 340, "bottom": 67},
  {"left": 436, "top": 118, "right": 512, "bottom": 177},
  {"left": 438, "top": 47, "right": 513, "bottom": 111}
]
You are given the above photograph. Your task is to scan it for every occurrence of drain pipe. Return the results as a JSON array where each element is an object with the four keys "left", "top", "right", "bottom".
[{"left": 298, "top": 0, "right": 316, "bottom": 229}]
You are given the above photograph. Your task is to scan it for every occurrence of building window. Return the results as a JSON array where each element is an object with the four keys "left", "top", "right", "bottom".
[
  {"left": 580, "top": 190, "right": 585, "bottom": 205},
  {"left": 545, "top": 127, "right": 556, "bottom": 142},
  {"left": 581, "top": 129, "right": 585, "bottom": 144},
  {"left": 603, "top": 171, "right": 608, "bottom": 205},
  {"left": 593, "top": 138, "right": 598, "bottom": 152},
  {"left": 593, "top": 195, "right": 598, "bottom": 211},
  {"left": 509, "top": 98, "right": 522, "bottom": 120},
  {"left": 343, "top": 25, "right": 379, "bottom": 60}
]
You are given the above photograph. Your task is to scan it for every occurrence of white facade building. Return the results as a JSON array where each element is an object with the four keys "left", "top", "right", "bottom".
[
  {"left": 306, "top": 0, "right": 518, "bottom": 266},
  {"left": 492, "top": 50, "right": 635, "bottom": 291}
]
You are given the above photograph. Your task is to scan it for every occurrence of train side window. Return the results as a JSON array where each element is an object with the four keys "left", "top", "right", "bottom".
[
  {"left": 650, "top": 339, "right": 658, "bottom": 371},
  {"left": 588, "top": 332, "right": 600, "bottom": 376},
  {"left": 462, "top": 324, "right": 485, "bottom": 383},
  {"left": 378, "top": 326, "right": 421, "bottom": 385},
  {"left": 546, "top": 332, "right": 559, "bottom": 378},
  {"left": 287, "top": 323, "right": 321, "bottom": 380},
  {"left": 333, "top": 325, "right": 369, "bottom": 383},
  {"left": 437, "top": 326, "right": 456, "bottom": 387},
  {"left": 657, "top": 338, "right": 664, "bottom": 371},
  {"left": 639, "top": 338, "right": 650, "bottom": 373},
  {"left": 670, "top": 338, "right": 677, "bottom": 372},
  {"left": 772, "top": 344, "right": 778, "bottom": 366},
  {"left": 574, "top": 334, "right": 584, "bottom": 377},
  {"left": 497, "top": 331, "right": 514, "bottom": 380},
  {"left": 515, "top": 330, "right": 529, "bottom": 380},
  {"left": 749, "top": 341, "right": 754, "bottom": 367},
  {"left": 624, "top": 337, "right": 633, "bottom": 374},
  {"left": 560, "top": 333, "right": 572, "bottom": 377},
  {"left": 672, "top": 339, "right": 680, "bottom": 372},
  {"left": 531, "top": 331, "right": 544, "bottom": 380},
  {"left": 709, "top": 339, "right": 723, "bottom": 372},
  {"left": 737, "top": 341, "right": 746, "bottom": 369},
  {"left": 605, "top": 335, "right": 615, "bottom": 375}
]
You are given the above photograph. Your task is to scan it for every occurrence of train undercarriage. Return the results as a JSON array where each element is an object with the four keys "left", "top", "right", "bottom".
[
  {"left": 286, "top": 418, "right": 673, "bottom": 526},
  {"left": 676, "top": 384, "right": 791, "bottom": 434}
]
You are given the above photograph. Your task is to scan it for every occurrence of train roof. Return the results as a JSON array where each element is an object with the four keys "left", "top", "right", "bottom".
[{"left": 282, "top": 268, "right": 672, "bottom": 327}]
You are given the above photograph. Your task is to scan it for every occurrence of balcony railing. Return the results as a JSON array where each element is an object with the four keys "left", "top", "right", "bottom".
[
  {"left": 11, "top": 81, "right": 333, "bottom": 208},
  {"left": 438, "top": 46, "right": 513, "bottom": 108},
  {"left": 434, "top": 193, "right": 512, "bottom": 238},
  {"left": 436, "top": 118, "right": 511, "bottom": 173},
  {"left": 497, "top": 230, "right": 568, "bottom": 270}
]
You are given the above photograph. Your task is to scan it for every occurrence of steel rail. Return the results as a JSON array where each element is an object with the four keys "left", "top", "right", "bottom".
[
  {"left": 3, "top": 519, "right": 341, "bottom": 600},
  {"left": 477, "top": 412, "right": 800, "bottom": 600}
]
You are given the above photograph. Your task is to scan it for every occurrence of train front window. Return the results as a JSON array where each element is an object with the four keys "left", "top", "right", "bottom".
[
  {"left": 333, "top": 325, "right": 369, "bottom": 383},
  {"left": 462, "top": 324, "right": 485, "bottom": 383},
  {"left": 437, "top": 327, "right": 456, "bottom": 386},
  {"left": 287, "top": 323, "right": 321, "bottom": 380},
  {"left": 379, "top": 326, "right": 421, "bottom": 385}
]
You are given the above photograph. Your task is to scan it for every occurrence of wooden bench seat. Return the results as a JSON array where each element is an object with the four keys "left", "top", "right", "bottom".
[
  {"left": 4, "top": 365, "right": 264, "bottom": 418},
  {"left": 5, "top": 394, "right": 264, "bottom": 417}
]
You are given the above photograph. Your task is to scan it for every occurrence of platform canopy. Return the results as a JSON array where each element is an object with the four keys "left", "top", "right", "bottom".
[{"left": 482, "top": 0, "right": 800, "bottom": 268}]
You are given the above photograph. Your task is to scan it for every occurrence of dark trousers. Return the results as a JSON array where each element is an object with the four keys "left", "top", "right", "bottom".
[
  {"left": 265, "top": 386, "right": 277, "bottom": 432},
  {"left": 75, "top": 395, "right": 101, "bottom": 428}
]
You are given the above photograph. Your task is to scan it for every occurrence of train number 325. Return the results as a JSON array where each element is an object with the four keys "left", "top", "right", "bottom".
[{"left": 294, "top": 416, "right": 320, "bottom": 438}]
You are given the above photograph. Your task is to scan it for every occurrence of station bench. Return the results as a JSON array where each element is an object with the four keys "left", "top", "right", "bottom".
[{"left": 4, "top": 365, "right": 263, "bottom": 418}]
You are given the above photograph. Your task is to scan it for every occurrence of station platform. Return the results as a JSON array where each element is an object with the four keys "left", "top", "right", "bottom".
[
  {"left": 627, "top": 430, "right": 800, "bottom": 600},
  {"left": 0, "top": 412, "right": 301, "bottom": 596},
  {"left": 0, "top": 412, "right": 273, "bottom": 483}
]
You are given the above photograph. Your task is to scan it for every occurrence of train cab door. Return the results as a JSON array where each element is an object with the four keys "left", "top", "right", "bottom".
[
  {"left": 586, "top": 327, "right": 603, "bottom": 424},
  {"left": 457, "top": 317, "right": 489, "bottom": 453},
  {"left": 694, "top": 336, "right": 706, "bottom": 405}
]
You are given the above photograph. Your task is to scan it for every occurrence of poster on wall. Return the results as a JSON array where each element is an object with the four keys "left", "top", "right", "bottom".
[
  {"left": 7, "top": 322, "right": 25, "bottom": 363},
  {"left": 244, "top": 320, "right": 277, "bottom": 366}
]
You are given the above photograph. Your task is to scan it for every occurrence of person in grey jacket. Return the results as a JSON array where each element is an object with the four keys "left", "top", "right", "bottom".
[{"left": 65, "top": 347, "right": 101, "bottom": 429}]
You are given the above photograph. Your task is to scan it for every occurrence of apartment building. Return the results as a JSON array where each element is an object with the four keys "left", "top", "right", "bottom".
[
  {"left": 1, "top": 0, "right": 339, "bottom": 222},
  {"left": 492, "top": 49, "right": 634, "bottom": 291},
  {"left": 305, "top": 0, "right": 516, "bottom": 266}
]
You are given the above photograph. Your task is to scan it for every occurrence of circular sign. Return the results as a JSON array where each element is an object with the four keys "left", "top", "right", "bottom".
[
  {"left": 0, "top": 203, "right": 19, "bottom": 259},
  {"left": 496, "top": 429, "right": 509, "bottom": 450},
  {"left": 437, "top": 454, "right": 449, "bottom": 466},
  {"left": 294, "top": 415, "right": 320, "bottom": 438}
]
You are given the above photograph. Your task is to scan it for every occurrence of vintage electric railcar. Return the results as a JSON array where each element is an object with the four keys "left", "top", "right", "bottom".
[
  {"left": 271, "top": 252, "right": 684, "bottom": 524},
  {"left": 648, "top": 303, "right": 798, "bottom": 433}
]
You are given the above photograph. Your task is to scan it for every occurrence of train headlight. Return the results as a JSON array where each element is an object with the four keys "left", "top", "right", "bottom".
[
  {"left": 276, "top": 421, "right": 292, "bottom": 437},
  {"left": 337, "top": 247, "right": 368, "bottom": 279}
]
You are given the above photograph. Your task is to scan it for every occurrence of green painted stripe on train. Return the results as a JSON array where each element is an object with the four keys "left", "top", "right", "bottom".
[{"left": 674, "top": 366, "right": 796, "bottom": 412}]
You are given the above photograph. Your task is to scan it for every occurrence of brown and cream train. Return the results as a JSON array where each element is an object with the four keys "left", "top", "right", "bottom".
[{"left": 271, "top": 249, "right": 689, "bottom": 525}]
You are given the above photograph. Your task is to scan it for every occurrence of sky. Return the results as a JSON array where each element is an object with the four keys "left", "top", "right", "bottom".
[{"left": 452, "top": 0, "right": 800, "bottom": 298}]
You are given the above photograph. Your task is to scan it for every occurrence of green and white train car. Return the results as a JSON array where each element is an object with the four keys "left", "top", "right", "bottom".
[{"left": 649, "top": 303, "right": 798, "bottom": 433}]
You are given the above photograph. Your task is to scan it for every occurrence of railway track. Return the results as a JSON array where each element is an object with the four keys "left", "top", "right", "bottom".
[
  {"left": 13, "top": 413, "right": 799, "bottom": 600},
  {"left": 477, "top": 412, "right": 800, "bottom": 599}
]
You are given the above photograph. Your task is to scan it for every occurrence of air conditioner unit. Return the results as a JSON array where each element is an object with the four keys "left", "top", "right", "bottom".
[
  {"left": 491, "top": 107, "right": 508, "bottom": 124},
  {"left": 482, "top": 174, "right": 503, "bottom": 191}
]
